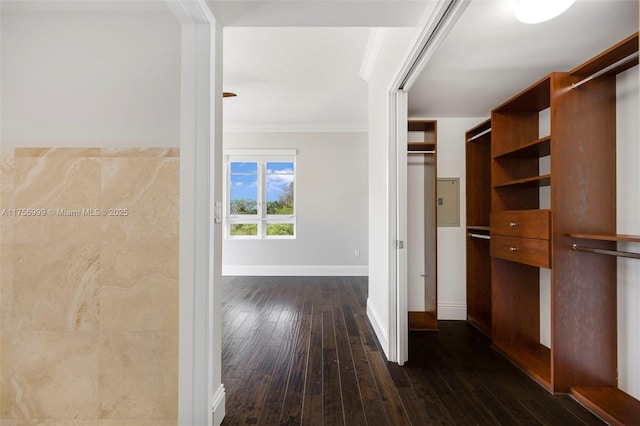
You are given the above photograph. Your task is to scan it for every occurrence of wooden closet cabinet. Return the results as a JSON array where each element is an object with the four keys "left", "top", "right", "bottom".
[
  {"left": 486, "top": 32, "right": 640, "bottom": 424},
  {"left": 490, "top": 73, "right": 557, "bottom": 390},
  {"left": 465, "top": 119, "right": 492, "bottom": 336}
]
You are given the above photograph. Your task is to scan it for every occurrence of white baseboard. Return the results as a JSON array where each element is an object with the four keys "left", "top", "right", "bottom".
[
  {"left": 222, "top": 265, "right": 368, "bottom": 276},
  {"left": 366, "top": 300, "right": 389, "bottom": 357},
  {"left": 437, "top": 303, "right": 467, "bottom": 320},
  {"left": 211, "top": 384, "right": 225, "bottom": 426}
]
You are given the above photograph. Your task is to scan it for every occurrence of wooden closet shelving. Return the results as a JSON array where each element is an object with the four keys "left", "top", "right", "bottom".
[
  {"left": 465, "top": 118, "right": 492, "bottom": 336},
  {"left": 493, "top": 174, "right": 551, "bottom": 188},
  {"left": 570, "top": 387, "right": 640, "bottom": 426},
  {"left": 467, "top": 225, "right": 490, "bottom": 232},
  {"left": 567, "top": 233, "right": 640, "bottom": 243},
  {"left": 561, "top": 32, "right": 640, "bottom": 425},
  {"left": 493, "top": 136, "right": 550, "bottom": 159},
  {"left": 408, "top": 120, "right": 437, "bottom": 152},
  {"left": 486, "top": 31, "right": 640, "bottom": 425},
  {"left": 490, "top": 72, "right": 555, "bottom": 387},
  {"left": 407, "top": 119, "right": 438, "bottom": 330}
]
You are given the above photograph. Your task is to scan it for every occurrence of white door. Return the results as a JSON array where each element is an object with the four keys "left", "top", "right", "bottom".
[{"left": 395, "top": 90, "right": 409, "bottom": 365}]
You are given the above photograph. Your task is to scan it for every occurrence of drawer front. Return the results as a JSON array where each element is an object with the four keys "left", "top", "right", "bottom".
[
  {"left": 491, "top": 235, "right": 550, "bottom": 268},
  {"left": 491, "top": 210, "right": 550, "bottom": 239}
]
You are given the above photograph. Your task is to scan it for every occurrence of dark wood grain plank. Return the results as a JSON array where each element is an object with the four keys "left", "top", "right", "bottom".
[
  {"left": 279, "top": 353, "right": 307, "bottom": 425},
  {"left": 221, "top": 278, "right": 603, "bottom": 426},
  {"left": 332, "top": 294, "right": 367, "bottom": 426},
  {"left": 237, "top": 345, "right": 280, "bottom": 425}
]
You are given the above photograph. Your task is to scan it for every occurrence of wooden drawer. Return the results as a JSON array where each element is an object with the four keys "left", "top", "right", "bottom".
[
  {"left": 491, "top": 235, "right": 550, "bottom": 268},
  {"left": 491, "top": 210, "right": 550, "bottom": 239}
]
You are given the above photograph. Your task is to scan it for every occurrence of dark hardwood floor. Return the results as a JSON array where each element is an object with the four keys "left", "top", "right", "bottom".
[{"left": 220, "top": 276, "right": 603, "bottom": 425}]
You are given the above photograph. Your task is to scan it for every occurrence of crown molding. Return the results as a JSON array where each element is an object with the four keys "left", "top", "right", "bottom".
[
  {"left": 359, "top": 27, "right": 388, "bottom": 82},
  {"left": 223, "top": 123, "right": 368, "bottom": 133}
]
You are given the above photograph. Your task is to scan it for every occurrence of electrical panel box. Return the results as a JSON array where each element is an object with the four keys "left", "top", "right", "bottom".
[{"left": 437, "top": 178, "right": 460, "bottom": 227}]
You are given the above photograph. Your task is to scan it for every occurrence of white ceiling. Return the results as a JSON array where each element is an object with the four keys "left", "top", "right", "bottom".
[
  {"left": 222, "top": 27, "right": 372, "bottom": 132},
  {"left": 214, "top": 0, "right": 638, "bottom": 130},
  {"left": 410, "top": 0, "right": 640, "bottom": 117},
  {"left": 215, "top": 0, "right": 435, "bottom": 132}
]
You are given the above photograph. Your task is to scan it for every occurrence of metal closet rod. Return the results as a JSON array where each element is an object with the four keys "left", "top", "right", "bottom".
[
  {"left": 469, "top": 233, "right": 490, "bottom": 240},
  {"left": 572, "top": 244, "right": 640, "bottom": 260},
  {"left": 572, "top": 51, "right": 639, "bottom": 89},
  {"left": 407, "top": 150, "right": 435, "bottom": 154},
  {"left": 466, "top": 127, "right": 491, "bottom": 142}
]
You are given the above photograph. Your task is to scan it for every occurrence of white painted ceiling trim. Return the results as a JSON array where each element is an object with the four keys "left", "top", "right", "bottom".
[
  {"left": 167, "top": 0, "right": 214, "bottom": 24},
  {"left": 223, "top": 124, "right": 368, "bottom": 134},
  {"left": 207, "top": 0, "right": 430, "bottom": 27},
  {"left": 359, "top": 28, "right": 388, "bottom": 82}
]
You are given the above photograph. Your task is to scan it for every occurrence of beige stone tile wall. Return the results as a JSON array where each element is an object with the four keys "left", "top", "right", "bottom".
[{"left": 0, "top": 148, "right": 179, "bottom": 424}]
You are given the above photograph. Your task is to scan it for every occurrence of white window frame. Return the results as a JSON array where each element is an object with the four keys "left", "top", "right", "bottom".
[{"left": 224, "top": 149, "right": 297, "bottom": 239}]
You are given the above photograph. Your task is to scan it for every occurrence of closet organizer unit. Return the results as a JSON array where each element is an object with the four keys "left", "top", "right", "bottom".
[
  {"left": 407, "top": 120, "right": 438, "bottom": 330},
  {"left": 465, "top": 119, "right": 492, "bottom": 336},
  {"left": 489, "top": 32, "right": 640, "bottom": 424}
]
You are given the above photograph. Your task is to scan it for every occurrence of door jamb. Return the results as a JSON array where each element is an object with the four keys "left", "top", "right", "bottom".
[{"left": 167, "top": 1, "right": 225, "bottom": 424}]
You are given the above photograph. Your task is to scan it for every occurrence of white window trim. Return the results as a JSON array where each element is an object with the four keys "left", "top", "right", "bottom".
[{"left": 224, "top": 150, "right": 297, "bottom": 239}]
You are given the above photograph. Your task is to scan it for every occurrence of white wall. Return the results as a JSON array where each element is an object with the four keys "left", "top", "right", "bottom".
[
  {"left": 407, "top": 155, "right": 427, "bottom": 311},
  {"left": 1, "top": 7, "right": 180, "bottom": 149},
  {"left": 0, "top": 4, "right": 186, "bottom": 423},
  {"left": 539, "top": 108, "right": 551, "bottom": 348},
  {"left": 366, "top": 28, "right": 416, "bottom": 356},
  {"left": 616, "top": 64, "right": 639, "bottom": 400},
  {"left": 222, "top": 132, "right": 368, "bottom": 276}
]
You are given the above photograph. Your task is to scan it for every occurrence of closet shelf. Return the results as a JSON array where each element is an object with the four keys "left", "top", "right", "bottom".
[
  {"left": 467, "top": 225, "right": 490, "bottom": 232},
  {"left": 569, "top": 32, "right": 640, "bottom": 80},
  {"left": 493, "top": 341, "right": 551, "bottom": 391},
  {"left": 493, "top": 75, "right": 551, "bottom": 113},
  {"left": 567, "top": 233, "right": 640, "bottom": 243},
  {"left": 571, "top": 387, "right": 640, "bottom": 426},
  {"left": 408, "top": 142, "right": 436, "bottom": 152},
  {"left": 494, "top": 174, "right": 551, "bottom": 189},
  {"left": 466, "top": 119, "right": 492, "bottom": 142},
  {"left": 494, "top": 136, "right": 550, "bottom": 159}
]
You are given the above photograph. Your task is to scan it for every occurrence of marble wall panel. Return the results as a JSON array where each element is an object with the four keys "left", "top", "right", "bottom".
[
  {"left": 98, "top": 331, "right": 177, "bottom": 420},
  {"left": 1, "top": 157, "right": 16, "bottom": 333},
  {"left": 12, "top": 155, "right": 102, "bottom": 245},
  {"left": 12, "top": 244, "right": 99, "bottom": 332},
  {"left": 1, "top": 155, "right": 15, "bottom": 244},
  {"left": 100, "top": 155, "right": 178, "bottom": 246},
  {"left": 0, "top": 243, "right": 13, "bottom": 332},
  {"left": 0, "top": 331, "right": 100, "bottom": 420},
  {"left": 98, "top": 243, "right": 178, "bottom": 332},
  {"left": 0, "top": 148, "right": 179, "bottom": 424},
  {"left": 0, "top": 420, "right": 100, "bottom": 426},
  {"left": 97, "top": 420, "right": 176, "bottom": 426}
]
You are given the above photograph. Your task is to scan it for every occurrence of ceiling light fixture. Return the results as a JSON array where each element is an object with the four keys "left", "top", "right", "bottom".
[{"left": 514, "top": 0, "right": 576, "bottom": 24}]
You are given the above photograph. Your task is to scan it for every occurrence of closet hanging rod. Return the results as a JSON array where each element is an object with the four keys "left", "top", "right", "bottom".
[
  {"left": 407, "top": 150, "right": 436, "bottom": 154},
  {"left": 469, "top": 233, "right": 490, "bottom": 240},
  {"left": 572, "top": 244, "right": 640, "bottom": 260},
  {"left": 572, "top": 51, "right": 639, "bottom": 89},
  {"left": 466, "top": 127, "right": 491, "bottom": 142}
]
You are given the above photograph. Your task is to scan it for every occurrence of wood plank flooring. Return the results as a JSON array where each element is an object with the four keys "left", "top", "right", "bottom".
[{"left": 221, "top": 276, "right": 604, "bottom": 425}]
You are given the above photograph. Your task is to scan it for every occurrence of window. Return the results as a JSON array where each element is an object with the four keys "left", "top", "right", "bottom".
[{"left": 225, "top": 150, "right": 296, "bottom": 239}]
